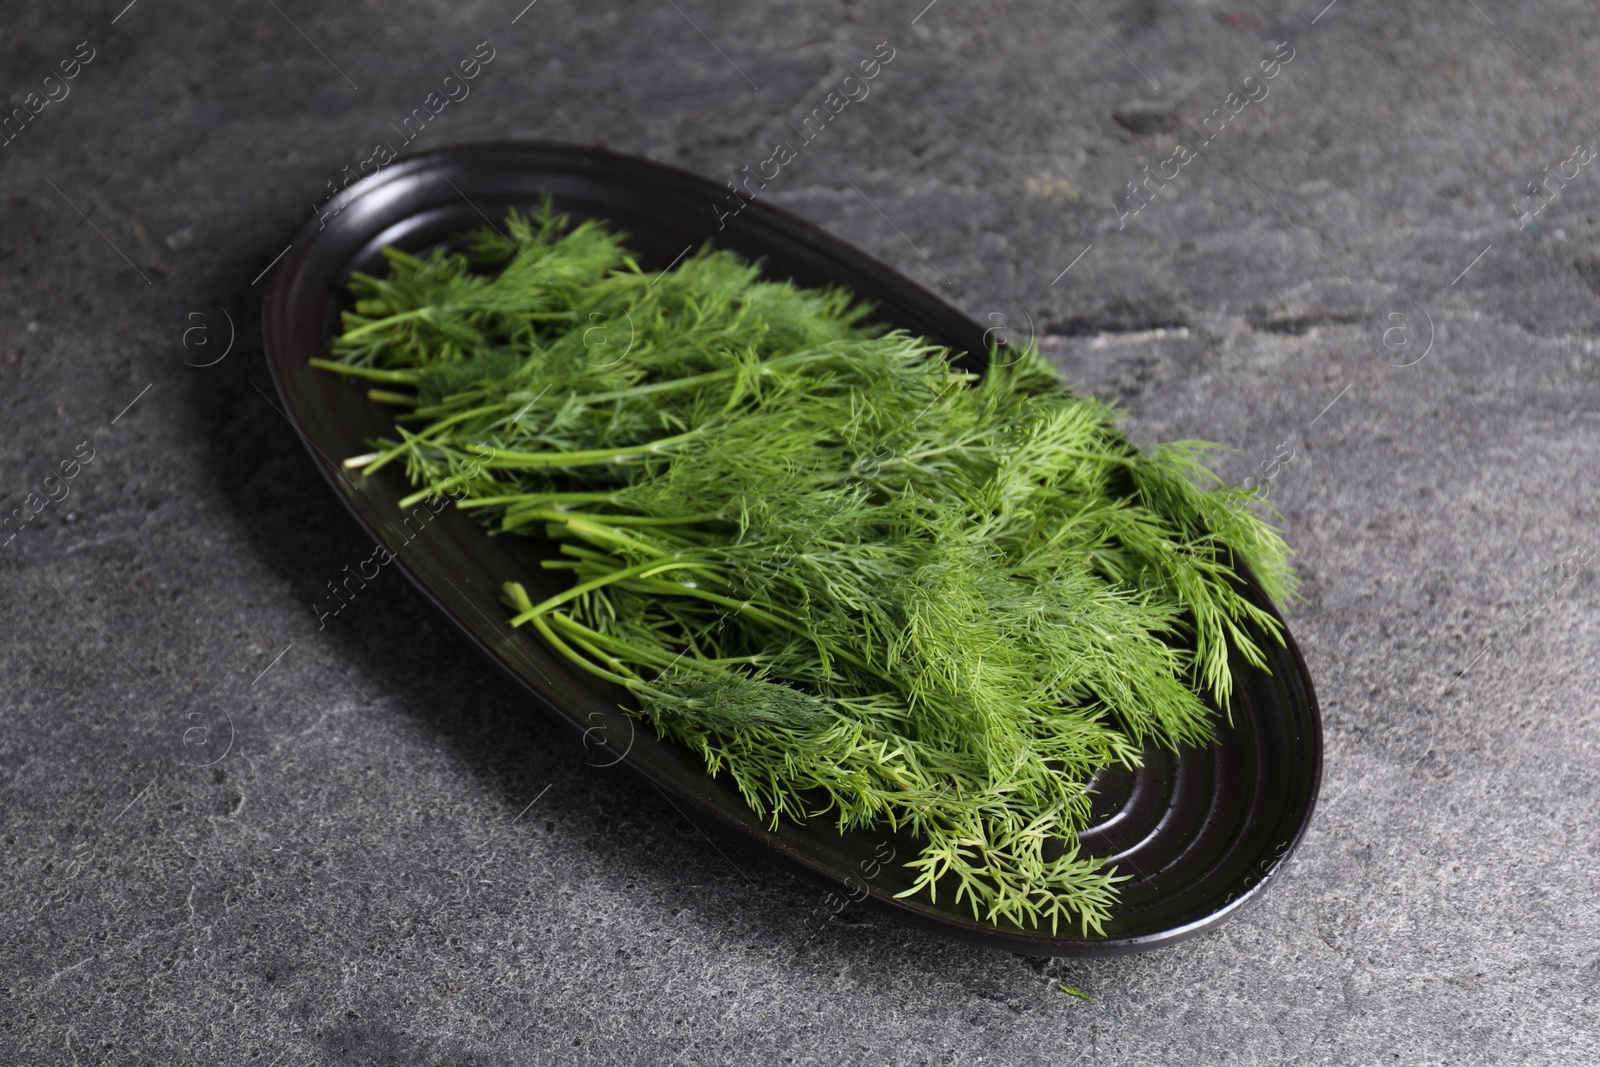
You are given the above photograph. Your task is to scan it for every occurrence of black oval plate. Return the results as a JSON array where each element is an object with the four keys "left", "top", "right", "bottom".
[{"left": 262, "top": 141, "right": 1322, "bottom": 956}]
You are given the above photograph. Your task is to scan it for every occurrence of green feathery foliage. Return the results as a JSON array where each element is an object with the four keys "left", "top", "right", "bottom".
[{"left": 315, "top": 202, "right": 1297, "bottom": 935}]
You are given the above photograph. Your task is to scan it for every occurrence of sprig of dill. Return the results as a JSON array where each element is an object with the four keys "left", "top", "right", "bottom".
[{"left": 316, "top": 202, "right": 1297, "bottom": 935}]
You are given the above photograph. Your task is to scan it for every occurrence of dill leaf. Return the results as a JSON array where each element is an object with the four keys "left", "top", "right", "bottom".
[{"left": 319, "top": 201, "right": 1296, "bottom": 935}]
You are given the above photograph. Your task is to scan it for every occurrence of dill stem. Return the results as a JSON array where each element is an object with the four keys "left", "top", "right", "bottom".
[
  {"left": 307, "top": 358, "right": 421, "bottom": 385},
  {"left": 508, "top": 555, "right": 718, "bottom": 624},
  {"left": 579, "top": 366, "right": 743, "bottom": 405},
  {"left": 465, "top": 428, "right": 707, "bottom": 469},
  {"left": 455, "top": 491, "right": 620, "bottom": 510},
  {"left": 615, "top": 575, "right": 896, "bottom": 684},
  {"left": 409, "top": 387, "right": 501, "bottom": 419},
  {"left": 365, "top": 401, "right": 528, "bottom": 480},
  {"left": 550, "top": 516, "right": 672, "bottom": 559},
  {"left": 505, "top": 581, "right": 661, "bottom": 693},
  {"left": 396, "top": 474, "right": 485, "bottom": 509},
  {"left": 546, "top": 612, "right": 714, "bottom": 675},
  {"left": 523, "top": 610, "right": 642, "bottom": 690},
  {"left": 557, "top": 543, "right": 626, "bottom": 566},
  {"left": 412, "top": 400, "right": 520, "bottom": 439},
  {"left": 516, "top": 508, "right": 725, "bottom": 528},
  {"left": 338, "top": 305, "right": 435, "bottom": 341},
  {"left": 574, "top": 347, "right": 847, "bottom": 405},
  {"left": 354, "top": 432, "right": 423, "bottom": 479}
]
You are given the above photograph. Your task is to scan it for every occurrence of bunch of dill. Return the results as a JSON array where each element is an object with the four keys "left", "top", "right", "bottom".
[{"left": 315, "top": 204, "right": 1296, "bottom": 935}]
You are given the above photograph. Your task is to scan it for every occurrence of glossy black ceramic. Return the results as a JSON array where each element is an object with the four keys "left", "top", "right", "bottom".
[{"left": 261, "top": 142, "right": 1322, "bottom": 956}]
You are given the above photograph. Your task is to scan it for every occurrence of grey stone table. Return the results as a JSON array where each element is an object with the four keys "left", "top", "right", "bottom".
[{"left": 3, "top": 1, "right": 1597, "bottom": 1064}]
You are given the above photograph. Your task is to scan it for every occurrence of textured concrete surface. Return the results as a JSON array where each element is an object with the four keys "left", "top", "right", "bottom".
[{"left": 3, "top": 1, "right": 1599, "bottom": 1064}]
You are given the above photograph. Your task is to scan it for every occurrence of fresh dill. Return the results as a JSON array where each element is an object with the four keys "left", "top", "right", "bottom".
[{"left": 316, "top": 202, "right": 1297, "bottom": 935}]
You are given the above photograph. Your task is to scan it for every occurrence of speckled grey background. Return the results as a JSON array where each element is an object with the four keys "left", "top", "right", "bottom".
[{"left": 3, "top": 1, "right": 1598, "bottom": 1064}]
